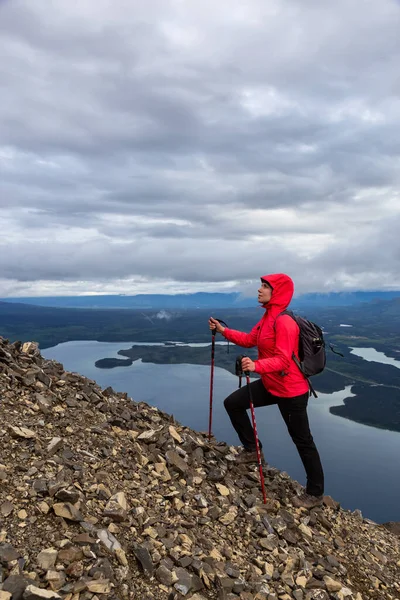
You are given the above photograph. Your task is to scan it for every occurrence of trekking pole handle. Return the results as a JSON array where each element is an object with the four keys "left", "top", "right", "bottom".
[
  {"left": 210, "top": 318, "right": 229, "bottom": 353},
  {"left": 212, "top": 318, "right": 228, "bottom": 332}
]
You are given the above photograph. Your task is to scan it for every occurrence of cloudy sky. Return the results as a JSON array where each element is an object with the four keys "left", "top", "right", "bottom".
[{"left": 1, "top": 0, "right": 400, "bottom": 297}]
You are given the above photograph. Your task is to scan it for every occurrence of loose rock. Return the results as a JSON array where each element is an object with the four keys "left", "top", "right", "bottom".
[{"left": 0, "top": 336, "right": 399, "bottom": 600}]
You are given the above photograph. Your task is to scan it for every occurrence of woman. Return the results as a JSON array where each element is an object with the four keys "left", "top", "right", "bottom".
[{"left": 209, "top": 273, "right": 324, "bottom": 509}]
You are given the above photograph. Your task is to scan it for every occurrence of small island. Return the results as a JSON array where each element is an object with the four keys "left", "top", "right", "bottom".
[{"left": 95, "top": 357, "right": 133, "bottom": 369}]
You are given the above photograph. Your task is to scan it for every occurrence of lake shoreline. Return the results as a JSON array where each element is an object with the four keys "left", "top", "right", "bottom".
[
  {"left": 90, "top": 342, "right": 400, "bottom": 434},
  {"left": 42, "top": 339, "right": 400, "bottom": 523}
]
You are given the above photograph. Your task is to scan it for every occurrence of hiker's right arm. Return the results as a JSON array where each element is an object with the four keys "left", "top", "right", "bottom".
[{"left": 222, "top": 323, "right": 259, "bottom": 348}]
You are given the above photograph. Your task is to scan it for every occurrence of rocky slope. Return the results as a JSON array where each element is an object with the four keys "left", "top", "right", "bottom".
[{"left": 0, "top": 337, "right": 399, "bottom": 600}]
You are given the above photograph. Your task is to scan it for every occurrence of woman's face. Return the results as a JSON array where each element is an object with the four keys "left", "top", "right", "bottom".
[{"left": 257, "top": 280, "right": 272, "bottom": 305}]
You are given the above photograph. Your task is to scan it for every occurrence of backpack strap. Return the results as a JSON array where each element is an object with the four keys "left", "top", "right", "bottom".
[
  {"left": 291, "top": 346, "right": 318, "bottom": 398},
  {"left": 275, "top": 311, "right": 318, "bottom": 399},
  {"left": 329, "top": 343, "right": 344, "bottom": 357}
]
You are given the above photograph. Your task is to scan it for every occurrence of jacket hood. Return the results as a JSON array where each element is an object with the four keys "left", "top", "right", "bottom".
[{"left": 261, "top": 273, "right": 294, "bottom": 312}]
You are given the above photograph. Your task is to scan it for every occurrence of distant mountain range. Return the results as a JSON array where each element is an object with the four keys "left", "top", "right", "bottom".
[{"left": 1, "top": 290, "right": 400, "bottom": 310}]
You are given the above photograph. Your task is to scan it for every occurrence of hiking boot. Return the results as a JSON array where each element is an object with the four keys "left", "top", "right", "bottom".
[
  {"left": 236, "top": 449, "right": 265, "bottom": 465},
  {"left": 292, "top": 492, "right": 323, "bottom": 509}
]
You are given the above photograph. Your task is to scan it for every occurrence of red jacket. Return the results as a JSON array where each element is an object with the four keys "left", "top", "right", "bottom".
[{"left": 223, "top": 273, "right": 309, "bottom": 398}]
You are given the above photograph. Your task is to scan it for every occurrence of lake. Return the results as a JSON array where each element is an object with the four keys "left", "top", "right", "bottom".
[
  {"left": 42, "top": 340, "right": 400, "bottom": 524},
  {"left": 350, "top": 346, "right": 400, "bottom": 370}
]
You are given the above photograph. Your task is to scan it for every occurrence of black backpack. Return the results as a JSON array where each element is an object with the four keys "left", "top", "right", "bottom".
[{"left": 276, "top": 310, "right": 335, "bottom": 398}]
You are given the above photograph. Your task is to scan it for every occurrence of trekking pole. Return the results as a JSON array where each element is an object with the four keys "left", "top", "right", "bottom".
[
  {"left": 208, "top": 328, "right": 217, "bottom": 441},
  {"left": 245, "top": 371, "right": 267, "bottom": 504},
  {"left": 208, "top": 319, "right": 229, "bottom": 441}
]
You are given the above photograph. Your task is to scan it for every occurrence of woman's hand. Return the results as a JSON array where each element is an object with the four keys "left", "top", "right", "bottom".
[
  {"left": 208, "top": 317, "right": 225, "bottom": 335},
  {"left": 241, "top": 356, "right": 256, "bottom": 372}
]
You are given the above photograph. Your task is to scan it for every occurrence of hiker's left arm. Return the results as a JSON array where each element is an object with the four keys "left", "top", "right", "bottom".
[{"left": 254, "top": 316, "right": 296, "bottom": 374}]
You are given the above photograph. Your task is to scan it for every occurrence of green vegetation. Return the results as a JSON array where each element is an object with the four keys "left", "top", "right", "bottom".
[
  {"left": 92, "top": 342, "right": 400, "bottom": 432},
  {"left": 1, "top": 298, "right": 399, "bottom": 432},
  {"left": 0, "top": 302, "right": 260, "bottom": 349},
  {"left": 95, "top": 357, "right": 133, "bottom": 368},
  {"left": 330, "top": 383, "right": 400, "bottom": 432},
  {"left": 95, "top": 344, "right": 258, "bottom": 374}
]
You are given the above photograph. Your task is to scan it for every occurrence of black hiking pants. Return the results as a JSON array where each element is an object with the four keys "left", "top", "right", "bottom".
[{"left": 224, "top": 379, "right": 324, "bottom": 497}]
